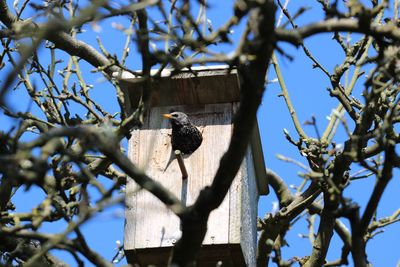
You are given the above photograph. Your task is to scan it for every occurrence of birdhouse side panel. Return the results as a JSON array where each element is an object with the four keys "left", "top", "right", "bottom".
[{"left": 240, "top": 148, "right": 259, "bottom": 267}]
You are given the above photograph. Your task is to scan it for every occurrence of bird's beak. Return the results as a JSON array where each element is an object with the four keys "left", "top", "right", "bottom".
[{"left": 162, "top": 113, "right": 172, "bottom": 119}]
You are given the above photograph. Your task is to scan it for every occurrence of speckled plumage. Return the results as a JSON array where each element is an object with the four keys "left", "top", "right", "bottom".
[{"left": 163, "top": 112, "right": 203, "bottom": 154}]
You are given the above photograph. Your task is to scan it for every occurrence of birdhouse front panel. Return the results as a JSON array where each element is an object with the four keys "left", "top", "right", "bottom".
[{"left": 125, "top": 103, "right": 241, "bottom": 252}]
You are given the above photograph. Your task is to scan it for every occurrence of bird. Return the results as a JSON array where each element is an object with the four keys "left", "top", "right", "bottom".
[{"left": 162, "top": 111, "right": 203, "bottom": 155}]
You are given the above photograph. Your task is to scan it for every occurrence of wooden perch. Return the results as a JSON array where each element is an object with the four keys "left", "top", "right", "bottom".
[{"left": 175, "top": 150, "right": 188, "bottom": 180}]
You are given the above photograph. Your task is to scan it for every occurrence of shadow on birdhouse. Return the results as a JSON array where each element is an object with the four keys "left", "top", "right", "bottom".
[{"left": 115, "top": 66, "right": 268, "bottom": 267}]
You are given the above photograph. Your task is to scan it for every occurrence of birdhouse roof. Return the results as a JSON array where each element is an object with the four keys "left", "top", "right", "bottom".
[
  {"left": 113, "top": 65, "right": 240, "bottom": 111},
  {"left": 115, "top": 65, "right": 268, "bottom": 195}
]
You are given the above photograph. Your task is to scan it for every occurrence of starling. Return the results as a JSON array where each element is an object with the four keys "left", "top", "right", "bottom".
[{"left": 162, "top": 111, "right": 203, "bottom": 154}]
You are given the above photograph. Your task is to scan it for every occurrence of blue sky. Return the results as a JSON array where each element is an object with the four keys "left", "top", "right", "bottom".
[{"left": 2, "top": 0, "right": 399, "bottom": 266}]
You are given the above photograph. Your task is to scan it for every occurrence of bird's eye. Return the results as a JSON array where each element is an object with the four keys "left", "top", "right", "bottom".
[{"left": 172, "top": 113, "right": 178, "bottom": 117}]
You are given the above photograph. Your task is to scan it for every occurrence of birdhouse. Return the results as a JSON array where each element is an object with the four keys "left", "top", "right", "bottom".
[{"left": 117, "top": 66, "right": 268, "bottom": 266}]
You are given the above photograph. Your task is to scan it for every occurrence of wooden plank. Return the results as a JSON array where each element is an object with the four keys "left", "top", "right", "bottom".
[
  {"left": 228, "top": 102, "right": 243, "bottom": 245},
  {"left": 119, "top": 68, "right": 240, "bottom": 112},
  {"left": 124, "top": 128, "right": 140, "bottom": 250},
  {"left": 126, "top": 244, "right": 245, "bottom": 267},
  {"left": 228, "top": 166, "right": 243, "bottom": 245},
  {"left": 198, "top": 104, "right": 232, "bottom": 244},
  {"left": 133, "top": 107, "right": 181, "bottom": 248},
  {"left": 240, "top": 148, "right": 259, "bottom": 267}
]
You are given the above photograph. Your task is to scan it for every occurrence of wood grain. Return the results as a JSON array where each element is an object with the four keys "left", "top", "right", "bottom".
[
  {"left": 125, "top": 104, "right": 233, "bottom": 250},
  {"left": 120, "top": 68, "right": 241, "bottom": 112}
]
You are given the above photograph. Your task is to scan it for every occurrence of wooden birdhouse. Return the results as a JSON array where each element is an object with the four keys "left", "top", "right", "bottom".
[{"left": 116, "top": 66, "right": 268, "bottom": 267}]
